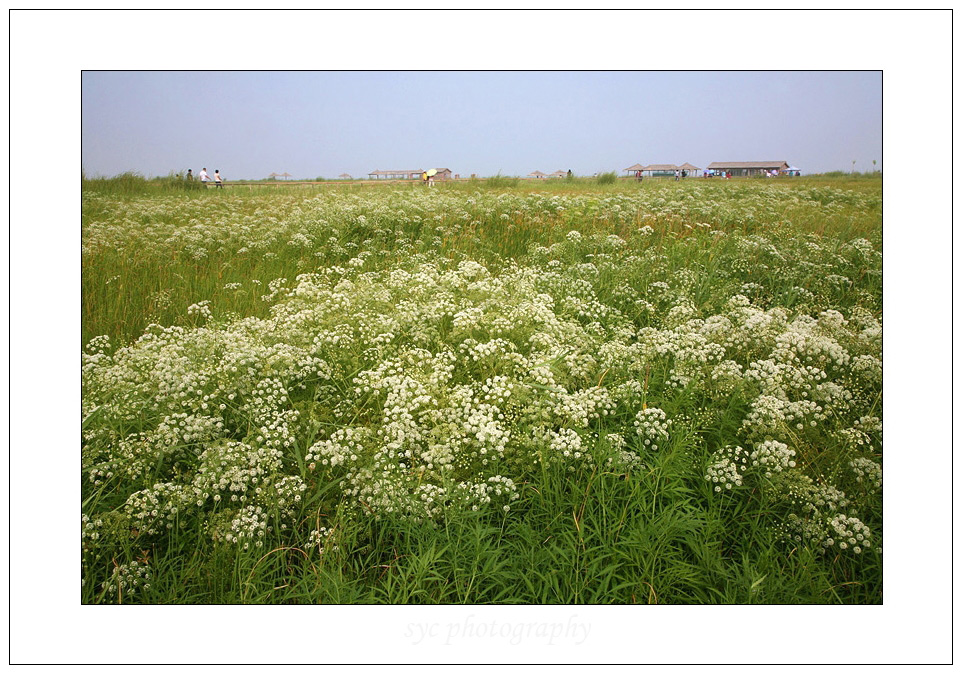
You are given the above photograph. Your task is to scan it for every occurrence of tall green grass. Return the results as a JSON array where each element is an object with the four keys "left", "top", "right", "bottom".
[
  {"left": 83, "top": 452, "right": 880, "bottom": 604},
  {"left": 81, "top": 170, "right": 208, "bottom": 196},
  {"left": 82, "top": 177, "right": 882, "bottom": 604},
  {"left": 82, "top": 178, "right": 880, "bottom": 347}
]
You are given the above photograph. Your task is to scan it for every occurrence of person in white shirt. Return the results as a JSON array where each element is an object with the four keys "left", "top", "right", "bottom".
[{"left": 198, "top": 168, "right": 211, "bottom": 184}]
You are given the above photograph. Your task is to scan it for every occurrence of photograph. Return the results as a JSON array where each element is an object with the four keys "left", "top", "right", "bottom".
[{"left": 7, "top": 7, "right": 955, "bottom": 667}]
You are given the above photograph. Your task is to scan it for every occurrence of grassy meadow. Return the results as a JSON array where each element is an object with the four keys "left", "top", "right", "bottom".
[{"left": 82, "top": 174, "right": 882, "bottom": 604}]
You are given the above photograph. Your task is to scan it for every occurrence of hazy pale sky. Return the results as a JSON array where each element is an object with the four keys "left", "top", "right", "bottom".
[{"left": 81, "top": 70, "right": 881, "bottom": 179}]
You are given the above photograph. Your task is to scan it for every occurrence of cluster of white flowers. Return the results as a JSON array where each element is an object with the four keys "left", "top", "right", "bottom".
[
  {"left": 633, "top": 407, "right": 670, "bottom": 450},
  {"left": 193, "top": 440, "right": 282, "bottom": 506},
  {"left": 599, "top": 432, "right": 644, "bottom": 470},
  {"left": 544, "top": 427, "right": 588, "bottom": 467},
  {"left": 187, "top": 300, "right": 212, "bottom": 321},
  {"left": 103, "top": 561, "right": 151, "bottom": 597},
  {"left": 827, "top": 514, "right": 872, "bottom": 554},
  {"left": 850, "top": 354, "right": 882, "bottom": 384},
  {"left": 705, "top": 445, "right": 748, "bottom": 491},
  {"left": 82, "top": 514, "right": 103, "bottom": 545},
  {"left": 307, "top": 526, "right": 339, "bottom": 554},
  {"left": 783, "top": 510, "right": 873, "bottom": 556},
  {"left": 307, "top": 428, "right": 367, "bottom": 470},
  {"left": 458, "top": 475, "right": 520, "bottom": 512},
  {"left": 773, "top": 317, "right": 851, "bottom": 370},
  {"left": 849, "top": 457, "right": 882, "bottom": 492},
  {"left": 124, "top": 482, "right": 187, "bottom": 535},
  {"left": 83, "top": 184, "right": 882, "bottom": 581},
  {"left": 748, "top": 439, "right": 797, "bottom": 478},
  {"left": 209, "top": 504, "right": 271, "bottom": 550},
  {"left": 710, "top": 360, "right": 745, "bottom": 393},
  {"left": 553, "top": 386, "right": 615, "bottom": 428},
  {"left": 154, "top": 412, "right": 225, "bottom": 449}
]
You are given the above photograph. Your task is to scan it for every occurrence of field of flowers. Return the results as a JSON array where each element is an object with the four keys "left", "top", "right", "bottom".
[{"left": 82, "top": 176, "right": 882, "bottom": 604}]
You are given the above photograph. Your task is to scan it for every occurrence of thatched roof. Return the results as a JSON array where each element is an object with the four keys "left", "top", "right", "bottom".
[
  {"left": 368, "top": 169, "right": 423, "bottom": 175},
  {"left": 707, "top": 161, "right": 789, "bottom": 170},
  {"left": 644, "top": 164, "right": 679, "bottom": 171},
  {"left": 679, "top": 162, "right": 701, "bottom": 171},
  {"left": 338, "top": 173, "right": 352, "bottom": 179},
  {"left": 528, "top": 171, "right": 547, "bottom": 176},
  {"left": 549, "top": 170, "right": 567, "bottom": 177},
  {"left": 623, "top": 163, "right": 645, "bottom": 171}
]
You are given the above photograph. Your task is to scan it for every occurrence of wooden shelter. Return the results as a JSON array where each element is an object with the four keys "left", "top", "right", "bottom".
[
  {"left": 528, "top": 171, "right": 547, "bottom": 179},
  {"left": 642, "top": 164, "right": 679, "bottom": 177},
  {"left": 368, "top": 169, "right": 423, "bottom": 180},
  {"left": 706, "top": 161, "right": 790, "bottom": 177},
  {"left": 548, "top": 170, "right": 567, "bottom": 178},
  {"left": 623, "top": 163, "right": 645, "bottom": 176},
  {"left": 679, "top": 162, "right": 701, "bottom": 175},
  {"left": 369, "top": 169, "right": 422, "bottom": 180},
  {"left": 430, "top": 168, "right": 453, "bottom": 181},
  {"left": 338, "top": 173, "right": 352, "bottom": 180}
]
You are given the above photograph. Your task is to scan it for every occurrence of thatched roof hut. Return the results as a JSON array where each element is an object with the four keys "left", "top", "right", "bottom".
[
  {"left": 639, "top": 164, "right": 679, "bottom": 177},
  {"left": 528, "top": 171, "right": 547, "bottom": 179},
  {"left": 643, "top": 164, "right": 679, "bottom": 172}
]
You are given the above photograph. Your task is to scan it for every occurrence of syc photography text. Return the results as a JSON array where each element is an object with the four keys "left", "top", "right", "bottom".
[{"left": 405, "top": 614, "right": 591, "bottom": 646}]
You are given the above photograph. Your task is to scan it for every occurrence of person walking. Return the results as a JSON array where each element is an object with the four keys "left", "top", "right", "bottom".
[
  {"left": 214, "top": 170, "right": 224, "bottom": 188},
  {"left": 198, "top": 168, "right": 211, "bottom": 186},
  {"left": 186, "top": 169, "right": 193, "bottom": 181},
  {"left": 674, "top": 169, "right": 680, "bottom": 181}
]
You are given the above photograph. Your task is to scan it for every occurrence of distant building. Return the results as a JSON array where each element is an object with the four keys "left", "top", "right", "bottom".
[
  {"left": 548, "top": 170, "right": 567, "bottom": 178},
  {"left": 338, "top": 173, "right": 353, "bottom": 180},
  {"left": 706, "top": 161, "right": 790, "bottom": 177},
  {"left": 367, "top": 168, "right": 453, "bottom": 181},
  {"left": 368, "top": 169, "right": 423, "bottom": 180},
  {"left": 642, "top": 164, "right": 679, "bottom": 177},
  {"left": 528, "top": 171, "right": 547, "bottom": 179}
]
